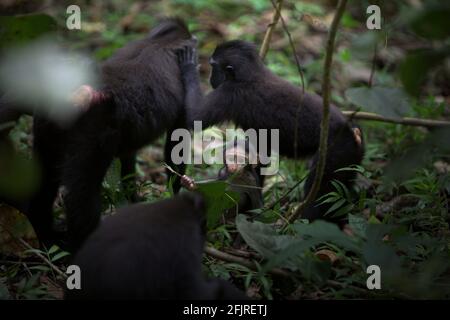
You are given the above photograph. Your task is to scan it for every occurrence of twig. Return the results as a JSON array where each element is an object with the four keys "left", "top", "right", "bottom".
[
  {"left": 326, "top": 280, "right": 369, "bottom": 294},
  {"left": 0, "top": 222, "right": 68, "bottom": 279},
  {"left": 342, "top": 111, "right": 450, "bottom": 128},
  {"left": 287, "top": 0, "right": 348, "bottom": 224},
  {"left": 268, "top": 0, "right": 306, "bottom": 162},
  {"left": 368, "top": 43, "right": 377, "bottom": 87},
  {"left": 164, "top": 163, "right": 184, "bottom": 178},
  {"left": 224, "top": 247, "right": 261, "bottom": 260},
  {"left": 269, "top": 0, "right": 305, "bottom": 94},
  {"left": 264, "top": 175, "right": 307, "bottom": 211},
  {"left": 17, "top": 238, "right": 68, "bottom": 279},
  {"left": 204, "top": 246, "right": 291, "bottom": 277},
  {"left": 259, "top": 0, "right": 284, "bottom": 60}
]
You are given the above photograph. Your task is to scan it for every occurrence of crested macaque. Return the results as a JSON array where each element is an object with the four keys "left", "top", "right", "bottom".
[
  {"left": 177, "top": 40, "right": 365, "bottom": 222},
  {"left": 65, "top": 193, "right": 248, "bottom": 300},
  {"left": 181, "top": 138, "right": 263, "bottom": 219},
  {"left": 26, "top": 18, "right": 196, "bottom": 251}
]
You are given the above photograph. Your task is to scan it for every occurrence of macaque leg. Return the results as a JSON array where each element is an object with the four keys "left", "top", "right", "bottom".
[
  {"left": 62, "top": 146, "right": 114, "bottom": 251},
  {"left": 120, "top": 152, "right": 140, "bottom": 202},
  {"left": 303, "top": 127, "right": 363, "bottom": 222},
  {"left": 28, "top": 119, "right": 65, "bottom": 248}
]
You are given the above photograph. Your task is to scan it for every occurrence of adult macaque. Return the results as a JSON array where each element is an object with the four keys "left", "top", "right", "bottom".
[
  {"left": 27, "top": 18, "right": 196, "bottom": 251},
  {"left": 65, "top": 194, "right": 248, "bottom": 300}
]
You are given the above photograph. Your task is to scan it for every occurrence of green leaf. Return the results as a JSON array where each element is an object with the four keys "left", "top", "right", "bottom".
[
  {"left": 236, "top": 214, "right": 294, "bottom": 259},
  {"left": 29, "top": 265, "right": 51, "bottom": 272},
  {"left": 196, "top": 181, "right": 240, "bottom": 228},
  {"left": 324, "top": 198, "right": 347, "bottom": 215},
  {"left": 349, "top": 31, "right": 382, "bottom": 60},
  {"left": 25, "top": 248, "right": 45, "bottom": 256},
  {"left": 0, "top": 278, "right": 11, "bottom": 300},
  {"left": 51, "top": 251, "right": 70, "bottom": 262},
  {"left": 0, "top": 14, "right": 57, "bottom": 47},
  {"left": 346, "top": 86, "right": 411, "bottom": 119},
  {"left": 399, "top": 47, "right": 450, "bottom": 96},
  {"left": 47, "top": 245, "right": 59, "bottom": 255},
  {"left": 261, "top": 220, "right": 362, "bottom": 271},
  {"left": 384, "top": 127, "right": 450, "bottom": 183},
  {"left": 105, "top": 158, "right": 122, "bottom": 191},
  {"left": 292, "top": 220, "right": 361, "bottom": 253},
  {"left": 348, "top": 214, "right": 367, "bottom": 239},
  {"left": 408, "top": 4, "right": 450, "bottom": 39}
]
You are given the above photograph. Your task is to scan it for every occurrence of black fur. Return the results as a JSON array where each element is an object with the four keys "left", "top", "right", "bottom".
[
  {"left": 177, "top": 40, "right": 365, "bottom": 222},
  {"left": 64, "top": 193, "right": 248, "bottom": 300},
  {"left": 28, "top": 18, "right": 195, "bottom": 251}
]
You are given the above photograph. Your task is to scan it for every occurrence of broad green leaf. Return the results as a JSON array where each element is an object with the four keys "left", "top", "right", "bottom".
[
  {"left": 399, "top": 47, "right": 450, "bottom": 96},
  {"left": 409, "top": 4, "right": 450, "bottom": 39},
  {"left": 384, "top": 127, "right": 450, "bottom": 182},
  {"left": 346, "top": 86, "right": 411, "bottom": 119},
  {"left": 0, "top": 151, "right": 41, "bottom": 200},
  {"left": 348, "top": 214, "right": 367, "bottom": 239},
  {"left": 236, "top": 214, "right": 294, "bottom": 259},
  {"left": 349, "top": 31, "right": 382, "bottom": 60},
  {"left": 292, "top": 220, "right": 361, "bottom": 253},
  {"left": 362, "top": 241, "right": 402, "bottom": 279},
  {"left": 196, "top": 181, "right": 239, "bottom": 228}
]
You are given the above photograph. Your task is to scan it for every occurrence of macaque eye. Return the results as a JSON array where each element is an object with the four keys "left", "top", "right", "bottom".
[
  {"left": 224, "top": 65, "right": 234, "bottom": 80},
  {"left": 225, "top": 65, "right": 234, "bottom": 73}
]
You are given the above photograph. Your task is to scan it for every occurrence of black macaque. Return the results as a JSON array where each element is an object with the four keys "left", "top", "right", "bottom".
[
  {"left": 28, "top": 18, "right": 196, "bottom": 251},
  {"left": 177, "top": 40, "right": 365, "bottom": 223},
  {"left": 65, "top": 193, "right": 248, "bottom": 300}
]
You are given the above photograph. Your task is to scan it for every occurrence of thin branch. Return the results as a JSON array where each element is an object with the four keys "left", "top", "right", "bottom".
[
  {"left": 264, "top": 175, "right": 307, "bottom": 211},
  {"left": 259, "top": 0, "right": 284, "bottom": 60},
  {"left": 204, "top": 246, "right": 291, "bottom": 277},
  {"left": 342, "top": 111, "right": 450, "bottom": 128},
  {"left": 17, "top": 238, "right": 68, "bottom": 279},
  {"left": 287, "top": 0, "right": 348, "bottom": 224},
  {"left": 267, "top": 0, "right": 306, "bottom": 162},
  {"left": 0, "top": 222, "right": 67, "bottom": 279},
  {"left": 368, "top": 43, "right": 377, "bottom": 87},
  {"left": 269, "top": 0, "right": 305, "bottom": 94}
]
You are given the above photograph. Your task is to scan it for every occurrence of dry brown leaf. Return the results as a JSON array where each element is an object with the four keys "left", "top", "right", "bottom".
[{"left": 0, "top": 205, "right": 38, "bottom": 256}]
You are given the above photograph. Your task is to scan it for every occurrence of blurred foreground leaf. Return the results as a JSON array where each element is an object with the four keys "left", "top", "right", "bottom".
[
  {"left": 399, "top": 47, "right": 450, "bottom": 96},
  {"left": 0, "top": 14, "right": 57, "bottom": 47},
  {"left": 384, "top": 127, "right": 450, "bottom": 183},
  {"left": 408, "top": 3, "right": 450, "bottom": 40},
  {"left": 196, "top": 180, "right": 239, "bottom": 229},
  {"left": 346, "top": 86, "right": 411, "bottom": 118}
]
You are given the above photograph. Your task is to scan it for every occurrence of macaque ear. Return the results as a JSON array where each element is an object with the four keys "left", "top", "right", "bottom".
[{"left": 353, "top": 127, "right": 362, "bottom": 146}]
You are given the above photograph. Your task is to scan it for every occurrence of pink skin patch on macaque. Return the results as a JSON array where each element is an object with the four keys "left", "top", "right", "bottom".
[
  {"left": 70, "top": 85, "right": 108, "bottom": 111},
  {"left": 353, "top": 127, "right": 362, "bottom": 146}
]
